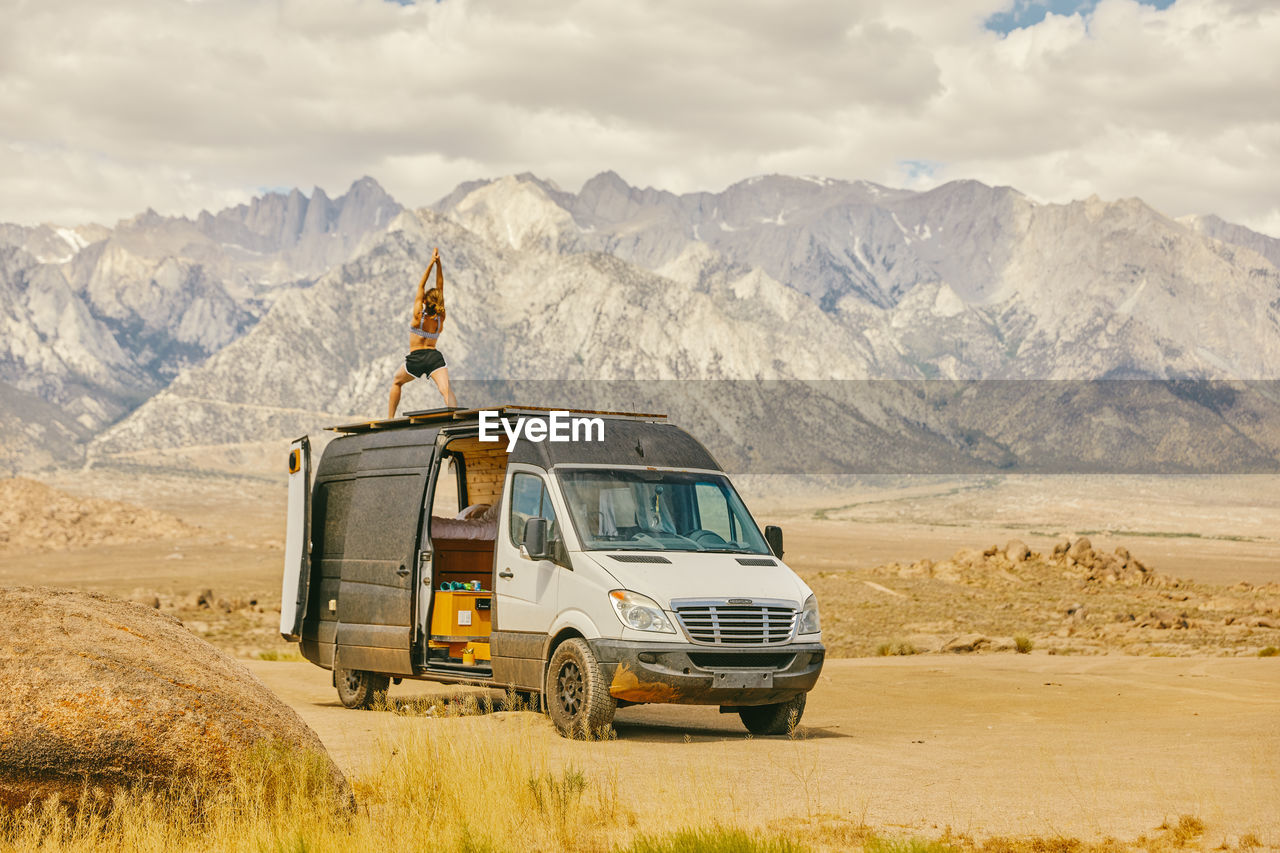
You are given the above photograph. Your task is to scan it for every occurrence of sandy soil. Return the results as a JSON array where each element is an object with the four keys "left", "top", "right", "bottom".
[
  {"left": 0, "top": 472, "right": 285, "bottom": 601},
  {"left": 8, "top": 471, "right": 1280, "bottom": 597},
  {"left": 4, "top": 469, "right": 1280, "bottom": 841},
  {"left": 247, "top": 656, "right": 1280, "bottom": 842}
]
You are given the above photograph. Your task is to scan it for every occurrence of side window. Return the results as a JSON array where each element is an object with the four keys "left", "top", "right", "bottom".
[
  {"left": 694, "top": 482, "right": 734, "bottom": 541},
  {"left": 508, "top": 472, "right": 558, "bottom": 546}
]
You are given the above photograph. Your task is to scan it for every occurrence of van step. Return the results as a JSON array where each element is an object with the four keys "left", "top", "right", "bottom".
[{"left": 426, "top": 661, "right": 494, "bottom": 676}]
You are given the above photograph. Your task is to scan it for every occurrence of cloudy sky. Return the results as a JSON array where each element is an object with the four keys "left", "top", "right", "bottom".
[{"left": 2, "top": 0, "right": 1277, "bottom": 235}]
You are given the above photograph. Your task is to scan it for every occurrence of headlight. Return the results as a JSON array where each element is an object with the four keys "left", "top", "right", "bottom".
[
  {"left": 797, "top": 594, "right": 820, "bottom": 634},
  {"left": 609, "top": 590, "right": 675, "bottom": 633}
]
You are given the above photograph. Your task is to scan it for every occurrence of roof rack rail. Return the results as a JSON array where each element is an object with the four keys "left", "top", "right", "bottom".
[{"left": 327, "top": 404, "right": 667, "bottom": 435}]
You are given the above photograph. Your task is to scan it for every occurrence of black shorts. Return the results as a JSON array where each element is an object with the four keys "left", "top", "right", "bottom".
[{"left": 405, "top": 348, "right": 446, "bottom": 378}]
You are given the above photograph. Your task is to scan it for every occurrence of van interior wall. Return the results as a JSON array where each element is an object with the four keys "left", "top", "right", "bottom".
[
  {"left": 431, "top": 436, "right": 509, "bottom": 590},
  {"left": 452, "top": 437, "right": 508, "bottom": 508}
]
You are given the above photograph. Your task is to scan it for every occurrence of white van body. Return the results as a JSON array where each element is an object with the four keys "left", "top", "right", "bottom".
[{"left": 281, "top": 407, "right": 824, "bottom": 737}]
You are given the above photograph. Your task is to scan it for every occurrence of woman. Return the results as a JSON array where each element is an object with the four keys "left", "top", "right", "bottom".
[{"left": 388, "top": 247, "right": 457, "bottom": 417}]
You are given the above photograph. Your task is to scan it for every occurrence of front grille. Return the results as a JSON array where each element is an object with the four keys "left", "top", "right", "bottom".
[
  {"left": 672, "top": 599, "right": 798, "bottom": 646},
  {"left": 688, "top": 652, "right": 796, "bottom": 670}
]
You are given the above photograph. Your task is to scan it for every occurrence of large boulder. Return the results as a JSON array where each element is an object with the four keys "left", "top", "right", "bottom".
[
  {"left": 1066, "top": 536, "right": 1093, "bottom": 562},
  {"left": 0, "top": 586, "right": 347, "bottom": 810},
  {"left": 1004, "top": 539, "right": 1031, "bottom": 563}
]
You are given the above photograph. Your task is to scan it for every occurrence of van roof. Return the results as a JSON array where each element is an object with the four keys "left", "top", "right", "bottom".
[{"left": 327, "top": 404, "right": 667, "bottom": 435}]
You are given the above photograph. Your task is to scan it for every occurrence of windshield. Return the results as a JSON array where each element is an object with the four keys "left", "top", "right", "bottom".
[{"left": 557, "top": 468, "right": 770, "bottom": 554}]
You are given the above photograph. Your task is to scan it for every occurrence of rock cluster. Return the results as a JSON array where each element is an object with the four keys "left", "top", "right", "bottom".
[
  {"left": 1050, "top": 537, "right": 1161, "bottom": 586},
  {"left": 813, "top": 536, "right": 1280, "bottom": 658},
  {"left": 900, "top": 536, "right": 1168, "bottom": 589},
  {"left": 0, "top": 586, "right": 346, "bottom": 810}
]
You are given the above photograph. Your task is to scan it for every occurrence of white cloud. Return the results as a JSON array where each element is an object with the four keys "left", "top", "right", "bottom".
[{"left": 0, "top": 0, "right": 1276, "bottom": 235}]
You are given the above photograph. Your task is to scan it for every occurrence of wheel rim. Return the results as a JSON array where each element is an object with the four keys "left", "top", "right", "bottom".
[
  {"left": 557, "top": 660, "right": 584, "bottom": 717},
  {"left": 343, "top": 671, "right": 362, "bottom": 693}
]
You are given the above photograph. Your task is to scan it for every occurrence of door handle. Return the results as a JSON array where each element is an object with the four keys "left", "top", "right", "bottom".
[
  {"left": 396, "top": 564, "right": 409, "bottom": 576},
  {"left": 498, "top": 569, "right": 514, "bottom": 579}
]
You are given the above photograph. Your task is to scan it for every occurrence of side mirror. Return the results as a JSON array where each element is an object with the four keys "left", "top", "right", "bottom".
[
  {"left": 522, "top": 517, "right": 549, "bottom": 560},
  {"left": 764, "top": 525, "right": 784, "bottom": 559}
]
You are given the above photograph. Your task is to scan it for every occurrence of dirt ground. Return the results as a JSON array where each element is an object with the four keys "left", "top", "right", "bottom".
[
  {"left": 3, "top": 468, "right": 1280, "bottom": 841},
  {"left": 5, "top": 470, "right": 1277, "bottom": 660},
  {"left": 247, "top": 655, "right": 1280, "bottom": 844},
  {"left": 747, "top": 474, "right": 1280, "bottom": 588},
  {"left": 14, "top": 470, "right": 1280, "bottom": 592}
]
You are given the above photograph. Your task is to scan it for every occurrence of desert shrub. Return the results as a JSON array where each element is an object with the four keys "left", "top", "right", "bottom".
[
  {"left": 865, "top": 837, "right": 964, "bottom": 853},
  {"left": 385, "top": 692, "right": 495, "bottom": 717},
  {"left": 0, "top": 739, "right": 346, "bottom": 852},
  {"left": 1258, "top": 646, "right": 1278, "bottom": 658},
  {"left": 1014, "top": 636, "right": 1034, "bottom": 655},
  {"left": 0, "top": 718, "right": 631, "bottom": 853},
  {"left": 623, "top": 826, "right": 808, "bottom": 853},
  {"left": 877, "top": 642, "right": 921, "bottom": 656},
  {"left": 527, "top": 767, "right": 588, "bottom": 843},
  {"left": 254, "top": 649, "right": 305, "bottom": 662},
  {"left": 977, "top": 836, "right": 1123, "bottom": 853},
  {"left": 1158, "top": 814, "right": 1205, "bottom": 846}
]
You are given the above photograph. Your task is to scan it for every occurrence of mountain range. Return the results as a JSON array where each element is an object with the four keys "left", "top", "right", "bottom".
[{"left": 3, "top": 172, "right": 1279, "bottom": 475}]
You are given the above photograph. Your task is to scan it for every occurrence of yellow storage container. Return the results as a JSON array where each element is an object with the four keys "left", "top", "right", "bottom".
[{"left": 429, "top": 590, "right": 492, "bottom": 640}]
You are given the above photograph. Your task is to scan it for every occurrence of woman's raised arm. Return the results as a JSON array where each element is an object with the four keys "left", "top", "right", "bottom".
[{"left": 414, "top": 254, "right": 439, "bottom": 314}]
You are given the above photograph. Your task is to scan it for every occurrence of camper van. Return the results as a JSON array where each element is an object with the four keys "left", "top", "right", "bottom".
[{"left": 280, "top": 406, "right": 824, "bottom": 738}]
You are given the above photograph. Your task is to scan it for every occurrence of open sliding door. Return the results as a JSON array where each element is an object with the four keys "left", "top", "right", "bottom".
[{"left": 280, "top": 436, "right": 311, "bottom": 641}]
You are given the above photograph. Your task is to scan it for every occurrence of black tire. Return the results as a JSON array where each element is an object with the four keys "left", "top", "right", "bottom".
[
  {"left": 738, "top": 693, "right": 806, "bottom": 736},
  {"left": 545, "top": 638, "right": 616, "bottom": 739},
  {"left": 335, "top": 668, "right": 390, "bottom": 709}
]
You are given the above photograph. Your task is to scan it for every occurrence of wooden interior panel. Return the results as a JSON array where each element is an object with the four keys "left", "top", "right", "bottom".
[
  {"left": 446, "top": 436, "right": 509, "bottom": 507},
  {"left": 432, "top": 538, "right": 494, "bottom": 589}
]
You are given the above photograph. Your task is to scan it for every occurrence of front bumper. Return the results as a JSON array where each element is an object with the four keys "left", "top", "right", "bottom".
[{"left": 587, "top": 639, "right": 824, "bottom": 707}]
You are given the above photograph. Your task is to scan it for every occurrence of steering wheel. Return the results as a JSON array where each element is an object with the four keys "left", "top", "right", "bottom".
[{"left": 688, "top": 529, "right": 728, "bottom": 546}]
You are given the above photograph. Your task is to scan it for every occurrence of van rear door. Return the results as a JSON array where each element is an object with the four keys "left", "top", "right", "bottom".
[
  {"left": 280, "top": 436, "right": 311, "bottom": 641},
  {"left": 333, "top": 433, "right": 435, "bottom": 676}
]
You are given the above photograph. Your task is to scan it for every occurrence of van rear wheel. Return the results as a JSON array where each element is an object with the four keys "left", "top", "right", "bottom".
[
  {"left": 546, "top": 639, "right": 615, "bottom": 739},
  {"left": 738, "top": 694, "right": 806, "bottom": 736},
  {"left": 336, "top": 668, "right": 390, "bottom": 709}
]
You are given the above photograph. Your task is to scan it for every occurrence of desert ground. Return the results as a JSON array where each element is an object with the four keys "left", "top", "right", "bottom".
[
  {"left": 2, "top": 468, "right": 1279, "bottom": 846},
  {"left": 248, "top": 655, "right": 1280, "bottom": 843}
]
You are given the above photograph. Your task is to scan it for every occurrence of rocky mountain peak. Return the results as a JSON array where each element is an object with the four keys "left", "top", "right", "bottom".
[
  {"left": 0, "top": 177, "right": 404, "bottom": 444},
  {"left": 449, "top": 175, "right": 576, "bottom": 252},
  {"left": 122, "top": 208, "right": 165, "bottom": 230},
  {"left": 8, "top": 169, "right": 1280, "bottom": 474},
  {"left": 1181, "top": 213, "right": 1280, "bottom": 270}
]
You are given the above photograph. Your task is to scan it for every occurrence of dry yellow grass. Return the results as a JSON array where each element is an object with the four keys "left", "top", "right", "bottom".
[{"left": 1, "top": 718, "right": 1265, "bottom": 853}]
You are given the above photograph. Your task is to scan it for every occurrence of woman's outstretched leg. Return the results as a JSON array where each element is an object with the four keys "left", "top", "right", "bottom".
[
  {"left": 430, "top": 367, "right": 457, "bottom": 408},
  {"left": 388, "top": 365, "right": 415, "bottom": 418}
]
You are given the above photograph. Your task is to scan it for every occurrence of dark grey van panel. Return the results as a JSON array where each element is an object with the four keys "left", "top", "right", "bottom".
[
  {"left": 299, "top": 477, "right": 351, "bottom": 666},
  {"left": 510, "top": 419, "right": 720, "bottom": 471},
  {"left": 302, "top": 428, "right": 438, "bottom": 675}
]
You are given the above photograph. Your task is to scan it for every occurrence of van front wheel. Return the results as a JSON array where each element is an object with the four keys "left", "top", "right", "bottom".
[
  {"left": 738, "top": 694, "right": 806, "bottom": 736},
  {"left": 336, "top": 668, "right": 390, "bottom": 709},
  {"left": 546, "top": 639, "right": 616, "bottom": 739}
]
